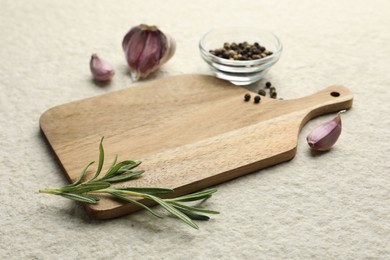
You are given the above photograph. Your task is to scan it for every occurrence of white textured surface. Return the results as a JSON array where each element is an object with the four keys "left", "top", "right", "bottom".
[{"left": 1, "top": 0, "right": 390, "bottom": 259}]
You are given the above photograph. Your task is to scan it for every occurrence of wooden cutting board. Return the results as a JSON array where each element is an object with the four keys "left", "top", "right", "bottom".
[{"left": 40, "top": 74, "right": 353, "bottom": 219}]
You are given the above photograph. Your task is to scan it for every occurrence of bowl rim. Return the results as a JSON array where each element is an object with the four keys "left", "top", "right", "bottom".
[{"left": 199, "top": 27, "right": 283, "bottom": 66}]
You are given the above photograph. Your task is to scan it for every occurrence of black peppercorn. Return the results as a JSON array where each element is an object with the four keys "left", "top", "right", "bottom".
[
  {"left": 252, "top": 49, "right": 260, "bottom": 55},
  {"left": 265, "top": 82, "right": 272, "bottom": 88},
  {"left": 254, "top": 95, "right": 261, "bottom": 103},
  {"left": 270, "top": 86, "right": 276, "bottom": 93},
  {"left": 258, "top": 89, "right": 266, "bottom": 96},
  {"left": 270, "top": 92, "right": 277, "bottom": 99},
  {"left": 244, "top": 93, "right": 251, "bottom": 102}
]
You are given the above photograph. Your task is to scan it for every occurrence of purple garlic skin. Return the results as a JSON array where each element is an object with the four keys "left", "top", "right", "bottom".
[
  {"left": 122, "top": 24, "right": 176, "bottom": 81},
  {"left": 90, "top": 54, "right": 115, "bottom": 81},
  {"left": 306, "top": 111, "right": 345, "bottom": 151}
]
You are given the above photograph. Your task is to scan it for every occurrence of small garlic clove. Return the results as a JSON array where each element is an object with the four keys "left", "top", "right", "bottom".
[
  {"left": 306, "top": 110, "right": 346, "bottom": 151},
  {"left": 90, "top": 54, "right": 115, "bottom": 81},
  {"left": 122, "top": 24, "right": 176, "bottom": 81}
]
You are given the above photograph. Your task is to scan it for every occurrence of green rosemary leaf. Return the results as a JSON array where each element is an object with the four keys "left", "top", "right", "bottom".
[
  {"left": 86, "top": 194, "right": 100, "bottom": 201},
  {"left": 105, "top": 154, "right": 118, "bottom": 176},
  {"left": 59, "top": 193, "right": 98, "bottom": 204},
  {"left": 102, "top": 160, "right": 138, "bottom": 179},
  {"left": 172, "top": 206, "right": 210, "bottom": 221},
  {"left": 166, "top": 188, "right": 217, "bottom": 202},
  {"left": 68, "top": 161, "right": 94, "bottom": 187},
  {"left": 117, "top": 161, "right": 142, "bottom": 174},
  {"left": 77, "top": 181, "right": 111, "bottom": 193},
  {"left": 103, "top": 170, "right": 145, "bottom": 183},
  {"left": 117, "top": 187, "right": 173, "bottom": 195},
  {"left": 62, "top": 181, "right": 111, "bottom": 194},
  {"left": 168, "top": 201, "right": 219, "bottom": 214},
  {"left": 146, "top": 195, "right": 198, "bottom": 229},
  {"left": 97, "top": 137, "right": 105, "bottom": 174},
  {"left": 88, "top": 137, "right": 105, "bottom": 182},
  {"left": 168, "top": 195, "right": 212, "bottom": 203},
  {"left": 109, "top": 192, "right": 163, "bottom": 218}
]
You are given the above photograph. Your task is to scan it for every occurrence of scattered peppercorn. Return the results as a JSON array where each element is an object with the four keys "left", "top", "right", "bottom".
[
  {"left": 209, "top": 41, "right": 273, "bottom": 61},
  {"left": 258, "top": 89, "right": 266, "bottom": 96},
  {"left": 241, "top": 81, "right": 281, "bottom": 101}
]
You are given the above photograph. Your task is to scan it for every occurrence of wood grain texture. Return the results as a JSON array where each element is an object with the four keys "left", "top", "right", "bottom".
[{"left": 40, "top": 74, "right": 353, "bottom": 219}]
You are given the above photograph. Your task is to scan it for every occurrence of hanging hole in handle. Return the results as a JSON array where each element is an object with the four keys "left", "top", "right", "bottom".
[{"left": 330, "top": 91, "right": 340, "bottom": 97}]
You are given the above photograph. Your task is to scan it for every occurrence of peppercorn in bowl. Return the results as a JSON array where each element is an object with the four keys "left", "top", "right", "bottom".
[{"left": 199, "top": 27, "right": 282, "bottom": 85}]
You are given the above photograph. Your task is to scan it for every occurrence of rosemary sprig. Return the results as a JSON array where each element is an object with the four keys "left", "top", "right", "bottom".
[{"left": 39, "top": 137, "right": 218, "bottom": 229}]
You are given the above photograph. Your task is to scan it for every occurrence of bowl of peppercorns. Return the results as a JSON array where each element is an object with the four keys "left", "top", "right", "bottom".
[{"left": 199, "top": 27, "right": 282, "bottom": 85}]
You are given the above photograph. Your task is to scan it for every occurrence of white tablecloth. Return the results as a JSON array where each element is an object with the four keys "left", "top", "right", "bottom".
[{"left": 1, "top": 0, "right": 389, "bottom": 258}]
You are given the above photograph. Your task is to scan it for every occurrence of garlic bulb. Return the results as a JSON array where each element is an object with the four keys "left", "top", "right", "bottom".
[
  {"left": 306, "top": 110, "right": 346, "bottom": 151},
  {"left": 122, "top": 24, "right": 176, "bottom": 81},
  {"left": 90, "top": 54, "right": 115, "bottom": 81}
]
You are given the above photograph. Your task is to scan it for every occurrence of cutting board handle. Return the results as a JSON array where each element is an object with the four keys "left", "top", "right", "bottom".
[{"left": 285, "top": 85, "right": 354, "bottom": 129}]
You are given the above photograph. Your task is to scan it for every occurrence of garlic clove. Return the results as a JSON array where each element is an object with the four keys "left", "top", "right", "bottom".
[
  {"left": 122, "top": 24, "right": 176, "bottom": 81},
  {"left": 306, "top": 110, "right": 346, "bottom": 151},
  {"left": 90, "top": 54, "right": 115, "bottom": 81}
]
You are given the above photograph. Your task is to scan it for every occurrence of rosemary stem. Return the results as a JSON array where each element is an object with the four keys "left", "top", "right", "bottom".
[
  {"left": 89, "top": 188, "right": 147, "bottom": 198},
  {"left": 39, "top": 188, "right": 61, "bottom": 195},
  {"left": 38, "top": 138, "right": 218, "bottom": 229}
]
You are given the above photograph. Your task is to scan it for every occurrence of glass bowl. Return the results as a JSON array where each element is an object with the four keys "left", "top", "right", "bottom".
[{"left": 199, "top": 27, "right": 283, "bottom": 85}]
